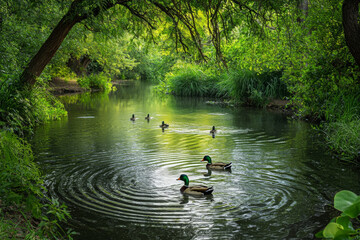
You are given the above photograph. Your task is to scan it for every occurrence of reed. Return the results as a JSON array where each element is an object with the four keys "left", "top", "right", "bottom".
[
  {"left": 220, "top": 69, "right": 288, "bottom": 107},
  {"left": 167, "top": 65, "right": 220, "bottom": 97},
  {"left": 78, "top": 73, "right": 112, "bottom": 91}
]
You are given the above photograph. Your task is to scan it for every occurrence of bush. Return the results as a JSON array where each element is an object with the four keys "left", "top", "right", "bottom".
[
  {"left": 0, "top": 78, "right": 67, "bottom": 136},
  {"left": 0, "top": 131, "right": 73, "bottom": 239},
  {"left": 165, "top": 62, "right": 224, "bottom": 98},
  {"left": 219, "top": 69, "right": 288, "bottom": 107},
  {"left": 77, "top": 73, "right": 112, "bottom": 91}
]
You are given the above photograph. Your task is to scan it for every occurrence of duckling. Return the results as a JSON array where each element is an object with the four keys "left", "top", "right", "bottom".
[
  {"left": 145, "top": 114, "right": 150, "bottom": 120},
  {"left": 177, "top": 174, "right": 213, "bottom": 196},
  {"left": 159, "top": 121, "right": 169, "bottom": 128},
  {"left": 210, "top": 126, "right": 217, "bottom": 134},
  {"left": 130, "top": 114, "right": 136, "bottom": 121},
  {"left": 201, "top": 155, "right": 232, "bottom": 170}
]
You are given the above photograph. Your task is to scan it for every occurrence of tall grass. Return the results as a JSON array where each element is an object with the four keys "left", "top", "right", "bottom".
[
  {"left": 220, "top": 69, "right": 288, "bottom": 107},
  {"left": 0, "top": 131, "right": 73, "bottom": 239},
  {"left": 163, "top": 62, "right": 223, "bottom": 97},
  {"left": 163, "top": 64, "right": 288, "bottom": 107},
  {"left": 0, "top": 78, "right": 67, "bottom": 136},
  {"left": 0, "top": 76, "right": 72, "bottom": 238},
  {"left": 324, "top": 120, "right": 360, "bottom": 162},
  {"left": 321, "top": 92, "right": 360, "bottom": 161},
  {"left": 77, "top": 73, "right": 113, "bottom": 91}
]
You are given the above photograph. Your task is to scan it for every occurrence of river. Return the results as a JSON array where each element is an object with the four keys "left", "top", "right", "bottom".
[{"left": 31, "top": 82, "right": 360, "bottom": 239}]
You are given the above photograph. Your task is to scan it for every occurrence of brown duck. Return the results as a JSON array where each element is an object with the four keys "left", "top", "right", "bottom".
[
  {"left": 177, "top": 174, "right": 213, "bottom": 196},
  {"left": 201, "top": 155, "right": 232, "bottom": 170}
]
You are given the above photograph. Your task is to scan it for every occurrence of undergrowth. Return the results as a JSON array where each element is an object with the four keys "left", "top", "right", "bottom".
[
  {"left": 0, "top": 131, "right": 74, "bottom": 239},
  {"left": 161, "top": 62, "right": 288, "bottom": 107}
]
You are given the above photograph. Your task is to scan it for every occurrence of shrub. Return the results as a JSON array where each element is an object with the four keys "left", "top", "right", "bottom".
[
  {"left": 219, "top": 69, "right": 288, "bottom": 107},
  {"left": 0, "top": 131, "right": 73, "bottom": 239},
  {"left": 0, "top": 78, "right": 67, "bottom": 136},
  {"left": 165, "top": 62, "right": 223, "bottom": 98},
  {"left": 77, "top": 73, "right": 112, "bottom": 91}
]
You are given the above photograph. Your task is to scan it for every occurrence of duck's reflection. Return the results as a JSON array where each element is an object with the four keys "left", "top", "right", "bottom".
[
  {"left": 203, "top": 167, "right": 212, "bottom": 176},
  {"left": 180, "top": 193, "right": 214, "bottom": 204}
]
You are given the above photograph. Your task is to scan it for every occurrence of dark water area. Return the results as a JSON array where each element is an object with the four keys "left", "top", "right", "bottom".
[{"left": 31, "top": 82, "right": 360, "bottom": 239}]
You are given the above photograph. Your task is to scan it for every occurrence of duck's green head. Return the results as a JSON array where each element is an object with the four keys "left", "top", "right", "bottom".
[
  {"left": 177, "top": 174, "right": 189, "bottom": 186},
  {"left": 162, "top": 121, "right": 165, "bottom": 124},
  {"left": 212, "top": 126, "right": 216, "bottom": 130},
  {"left": 202, "top": 155, "right": 212, "bottom": 164}
]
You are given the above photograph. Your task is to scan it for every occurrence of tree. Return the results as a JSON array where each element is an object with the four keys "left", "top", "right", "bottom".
[
  {"left": 17, "top": 0, "right": 280, "bottom": 89},
  {"left": 342, "top": 0, "right": 360, "bottom": 71},
  {"left": 18, "top": 0, "right": 360, "bottom": 90}
]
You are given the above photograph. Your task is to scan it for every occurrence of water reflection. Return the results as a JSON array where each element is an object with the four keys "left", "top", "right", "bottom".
[{"left": 32, "top": 83, "right": 360, "bottom": 239}]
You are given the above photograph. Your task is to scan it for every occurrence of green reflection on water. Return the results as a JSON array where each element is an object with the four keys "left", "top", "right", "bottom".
[{"left": 32, "top": 82, "right": 360, "bottom": 240}]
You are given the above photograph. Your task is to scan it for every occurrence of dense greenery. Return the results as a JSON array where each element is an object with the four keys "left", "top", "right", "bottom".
[
  {"left": 1, "top": 0, "right": 360, "bottom": 239},
  {"left": 0, "top": 131, "right": 73, "bottom": 239}
]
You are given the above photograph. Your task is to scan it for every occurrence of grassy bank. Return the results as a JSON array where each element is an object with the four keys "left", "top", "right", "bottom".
[
  {"left": 158, "top": 62, "right": 289, "bottom": 107},
  {"left": 0, "top": 78, "right": 73, "bottom": 239}
]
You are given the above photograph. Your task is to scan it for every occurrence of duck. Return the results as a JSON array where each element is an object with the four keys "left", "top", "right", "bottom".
[
  {"left": 130, "top": 114, "right": 136, "bottom": 121},
  {"left": 145, "top": 114, "right": 150, "bottom": 120},
  {"left": 177, "top": 174, "right": 213, "bottom": 196},
  {"left": 201, "top": 155, "right": 232, "bottom": 170},
  {"left": 159, "top": 121, "right": 169, "bottom": 128},
  {"left": 210, "top": 126, "right": 217, "bottom": 134}
]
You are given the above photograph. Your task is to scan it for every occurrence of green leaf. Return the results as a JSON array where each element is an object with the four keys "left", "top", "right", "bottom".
[
  {"left": 336, "top": 216, "right": 353, "bottom": 230},
  {"left": 315, "top": 230, "right": 324, "bottom": 238},
  {"left": 334, "top": 190, "right": 360, "bottom": 218},
  {"left": 323, "top": 222, "right": 343, "bottom": 238}
]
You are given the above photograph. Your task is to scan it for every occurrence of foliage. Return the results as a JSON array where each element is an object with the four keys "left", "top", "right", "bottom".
[
  {"left": 0, "top": 131, "right": 74, "bottom": 239},
  {"left": 324, "top": 120, "right": 360, "bottom": 162},
  {"left": 219, "top": 69, "right": 288, "bottom": 107},
  {"left": 0, "top": 77, "right": 67, "bottom": 137},
  {"left": 161, "top": 62, "right": 288, "bottom": 107},
  {"left": 316, "top": 190, "right": 360, "bottom": 239},
  {"left": 77, "top": 73, "right": 113, "bottom": 91},
  {"left": 123, "top": 40, "right": 177, "bottom": 82},
  {"left": 164, "top": 62, "right": 221, "bottom": 97}
]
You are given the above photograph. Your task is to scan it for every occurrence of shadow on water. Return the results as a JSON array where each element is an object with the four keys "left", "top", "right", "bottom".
[{"left": 32, "top": 82, "right": 360, "bottom": 239}]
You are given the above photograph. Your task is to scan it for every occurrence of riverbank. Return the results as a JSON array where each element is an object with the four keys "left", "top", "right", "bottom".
[
  {"left": 49, "top": 77, "right": 85, "bottom": 95},
  {"left": 49, "top": 78, "right": 293, "bottom": 113}
]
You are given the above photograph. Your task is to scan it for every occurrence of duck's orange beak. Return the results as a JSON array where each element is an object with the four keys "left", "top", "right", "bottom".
[
  {"left": 177, "top": 178, "right": 180, "bottom": 180},
  {"left": 201, "top": 159, "right": 205, "bottom": 162}
]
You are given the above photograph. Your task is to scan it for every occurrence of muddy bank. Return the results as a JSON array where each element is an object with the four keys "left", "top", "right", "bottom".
[{"left": 48, "top": 77, "right": 85, "bottom": 95}]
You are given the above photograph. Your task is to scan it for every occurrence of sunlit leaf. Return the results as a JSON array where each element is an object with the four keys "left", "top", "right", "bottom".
[{"left": 334, "top": 190, "right": 360, "bottom": 218}]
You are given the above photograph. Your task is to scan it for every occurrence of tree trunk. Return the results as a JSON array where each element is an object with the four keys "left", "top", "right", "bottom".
[
  {"left": 19, "top": 4, "right": 83, "bottom": 89},
  {"left": 19, "top": 0, "right": 120, "bottom": 89},
  {"left": 67, "top": 55, "right": 91, "bottom": 76},
  {"left": 342, "top": 0, "right": 360, "bottom": 69},
  {"left": 297, "top": 0, "right": 308, "bottom": 23}
]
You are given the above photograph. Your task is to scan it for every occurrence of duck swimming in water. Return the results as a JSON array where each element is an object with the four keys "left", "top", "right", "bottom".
[
  {"left": 177, "top": 174, "right": 213, "bottom": 196},
  {"left": 210, "top": 126, "right": 217, "bottom": 134},
  {"left": 145, "top": 114, "right": 150, "bottom": 120},
  {"left": 159, "top": 121, "right": 169, "bottom": 128},
  {"left": 201, "top": 155, "right": 232, "bottom": 170},
  {"left": 130, "top": 114, "right": 136, "bottom": 121}
]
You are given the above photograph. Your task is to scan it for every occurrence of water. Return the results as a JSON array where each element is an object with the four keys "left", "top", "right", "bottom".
[{"left": 32, "top": 82, "right": 360, "bottom": 239}]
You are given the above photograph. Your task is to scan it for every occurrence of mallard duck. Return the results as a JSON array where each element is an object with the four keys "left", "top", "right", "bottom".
[
  {"left": 130, "top": 114, "right": 136, "bottom": 121},
  {"left": 145, "top": 114, "right": 150, "bottom": 120},
  {"left": 159, "top": 121, "right": 169, "bottom": 128},
  {"left": 210, "top": 126, "right": 217, "bottom": 134},
  {"left": 201, "top": 155, "right": 232, "bottom": 170},
  {"left": 177, "top": 174, "right": 213, "bottom": 196}
]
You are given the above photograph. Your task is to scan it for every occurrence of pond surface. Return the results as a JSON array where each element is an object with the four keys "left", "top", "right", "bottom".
[{"left": 32, "top": 82, "right": 360, "bottom": 239}]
